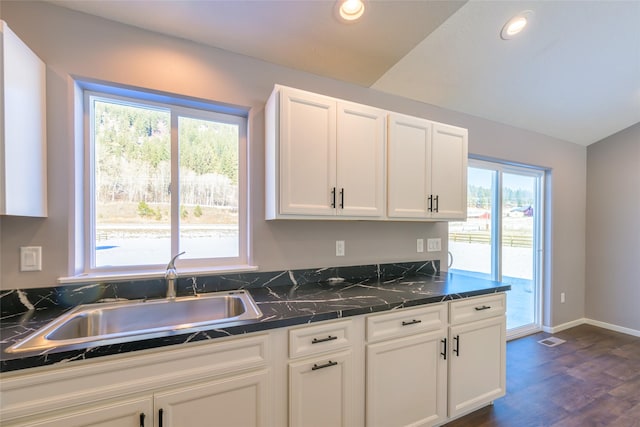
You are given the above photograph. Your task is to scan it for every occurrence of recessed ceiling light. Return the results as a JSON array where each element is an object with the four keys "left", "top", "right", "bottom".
[
  {"left": 500, "top": 10, "right": 533, "bottom": 40},
  {"left": 338, "top": 0, "right": 365, "bottom": 22}
]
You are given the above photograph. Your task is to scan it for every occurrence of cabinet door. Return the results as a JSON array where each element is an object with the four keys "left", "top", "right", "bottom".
[
  {"left": 448, "top": 315, "right": 506, "bottom": 418},
  {"left": 0, "top": 21, "right": 47, "bottom": 217},
  {"left": 279, "top": 87, "right": 337, "bottom": 216},
  {"left": 387, "top": 113, "right": 432, "bottom": 218},
  {"left": 154, "top": 369, "right": 269, "bottom": 427},
  {"left": 366, "top": 331, "right": 447, "bottom": 427},
  {"left": 430, "top": 122, "right": 467, "bottom": 220},
  {"left": 4, "top": 397, "right": 153, "bottom": 427},
  {"left": 289, "top": 350, "right": 353, "bottom": 427},
  {"left": 336, "top": 102, "right": 385, "bottom": 217}
]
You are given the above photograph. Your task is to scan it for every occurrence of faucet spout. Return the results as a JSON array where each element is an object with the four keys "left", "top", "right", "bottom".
[{"left": 165, "top": 251, "right": 186, "bottom": 299}]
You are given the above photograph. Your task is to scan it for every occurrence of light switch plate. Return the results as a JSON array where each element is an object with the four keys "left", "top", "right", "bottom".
[
  {"left": 427, "top": 238, "right": 442, "bottom": 252},
  {"left": 20, "top": 246, "right": 42, "bottom": 271},
  {"left": 336, "top": 240, "right": 345, "bottom": 256},
  {"left": 417, "top": 238, "right": 424, "bottom": 253}
]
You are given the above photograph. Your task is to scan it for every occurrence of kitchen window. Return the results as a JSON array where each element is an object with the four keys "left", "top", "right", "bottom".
[{"left": 77, "top": 85, "right": 249, "bottom": 277}]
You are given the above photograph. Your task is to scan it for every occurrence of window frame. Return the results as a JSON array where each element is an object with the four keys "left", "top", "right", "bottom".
[
  {"left": 449, "top": 157, "right": 547, "bottom": 339},
  {"left": 74, "top": 83, "right": 250, "bottom": 279}
]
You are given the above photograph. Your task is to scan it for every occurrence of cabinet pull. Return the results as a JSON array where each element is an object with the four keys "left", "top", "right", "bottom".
[
  {"left": 139, "top": 413, "right": 146, "bottom": 427},
  {"left": 331, "top": 187, "right": 336, "bottom": 208},
  {"left": 441, "top": 338, "right": 447, "bottom": 360},
  {"left": 434, "top": 195, "right": 439, "bottom": 212},
  {"left": 312, "top": 360, "right": 338, "bottom": 371},
  {"left": 340, "top": 188, "right": 344, "bottom": 209},
  {"left": 453, "top": 335, "right": 460, "bottom": 357},
  {"left": 428, "top": 195, "right": 433, "bottom": 212},
  {"left": 159, "top": 408, "right": 164, "bottom": 427},
  {"left": 312, "top": 335, "right": 338, "bottom": 344},
  {"left": 401, "top": 319, "right": 422, "bottom": 326},
  {"left": 475, "top": 305, "right": 491, "bottom": 311}
]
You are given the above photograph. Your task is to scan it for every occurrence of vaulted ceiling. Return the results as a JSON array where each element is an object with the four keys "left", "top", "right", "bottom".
[{"left": 49, "top": 0, "right": 640, "bottom": 146}]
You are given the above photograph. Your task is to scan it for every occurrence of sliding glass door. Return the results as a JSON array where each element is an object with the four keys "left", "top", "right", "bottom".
[{"left": 449, "top": 159, "right": 544, "bottom": 337}]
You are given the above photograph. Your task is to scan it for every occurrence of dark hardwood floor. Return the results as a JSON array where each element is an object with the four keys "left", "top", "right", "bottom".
[{"left": 444, "top": 324, "right": 640, "bottom": 427}]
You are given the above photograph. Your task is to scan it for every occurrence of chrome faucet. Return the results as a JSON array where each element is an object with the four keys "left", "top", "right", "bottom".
[{"left": 165, "top": 251, "right": 185, "bottom": 300}]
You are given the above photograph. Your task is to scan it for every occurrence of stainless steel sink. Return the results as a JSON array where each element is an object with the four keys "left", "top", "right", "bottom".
[{"left": 6, "top": 290, "right": 262, "bottom": 354}]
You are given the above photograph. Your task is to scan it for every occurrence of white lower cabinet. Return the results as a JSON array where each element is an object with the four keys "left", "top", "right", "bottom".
[
  {"left": 287, "top": 319, "right": 359, "bottom": 427},
  {"left": 289, "top": 350, "right": 353, "bottom": 427},
  {"left": 5, "top": 368, "right": 269, "bottom": 427},
  {"left": 0, "top": 334, "right": 270, "bottom": 427},
  {"left": 1, "top": 294, "right": 507, "bottom": 427},
  {"left": 6, "top": 396, "right": 152, "bottom": 427},
  {"left": 155, "top": 368, "right": 269, "bottom": 427},
  {"left": 365, "top": 304, "right": 447, "bottom": 427},
  {"left": 447, "top": 294, "right": 507, "bottom": 419}
]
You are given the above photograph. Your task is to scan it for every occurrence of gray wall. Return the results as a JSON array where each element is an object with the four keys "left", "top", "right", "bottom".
[
  {"left": 586, "top": 123, "right": 640, "bottom": 331},
  {"left": 0, "top": 1, "right": 587, "bottom": 329}
]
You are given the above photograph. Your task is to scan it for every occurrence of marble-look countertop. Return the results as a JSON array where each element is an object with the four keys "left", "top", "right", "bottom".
[{"left": 0, "top": 272, "right": 509, "bottom": 373}]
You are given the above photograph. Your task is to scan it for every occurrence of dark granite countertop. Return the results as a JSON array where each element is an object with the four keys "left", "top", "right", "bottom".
[{"left": 0, "top": 271, "right": 509, "bottom": 373}]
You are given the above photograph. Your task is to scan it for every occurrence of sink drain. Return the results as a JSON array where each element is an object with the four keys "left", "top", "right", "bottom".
[{"left": 538, "top": 336, "right": 566, "bottom": 347}]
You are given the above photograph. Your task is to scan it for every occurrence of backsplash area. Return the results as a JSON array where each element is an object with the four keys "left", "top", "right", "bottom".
[{"left": 1, "top": 261, "right": 439, "bottom": 318}]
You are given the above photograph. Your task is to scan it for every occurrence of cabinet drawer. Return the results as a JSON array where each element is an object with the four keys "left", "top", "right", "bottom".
[
  {"left": 289, "top": 320, "right": 353, "bottom": 359},
  {"left": 366, "top": 304, "right": 446, "bottom": 343},
  {"left": 449, "top": 293, "right": 506, "bottom": 325}
]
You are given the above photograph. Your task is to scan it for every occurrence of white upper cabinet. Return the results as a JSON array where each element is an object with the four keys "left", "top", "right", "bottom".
[
  {"left": 266, "top": 85, "right": 385, "bottom": 219},
  {"left": 431, "top": 122, "right": 468, "bottom": 220},
  {"left": 387, "top": 113, "right": 467, "bottom": 220},
  {"left": 0, "top": 20, "right": 47, "bottom": 217},
  {"left": 336, "top": 101, "right": 385, "bottom": 217},
  {"left": 266, "top": 85, "right": 467, "bottom": 221}
]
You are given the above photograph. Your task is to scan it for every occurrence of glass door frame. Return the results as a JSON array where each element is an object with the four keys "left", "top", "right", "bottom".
[{"left": 466, "top": 158, "right": 544, "bottom": 339}]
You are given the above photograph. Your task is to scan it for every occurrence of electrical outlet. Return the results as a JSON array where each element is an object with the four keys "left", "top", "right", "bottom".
[
  {"left": 427, "top": 238, "right": 441, "bottom": 252},
  {"left": 560, "top": 292, "right": 566, "bottom": 303},
  {"left": 417, "top": 238, "right": 424, "bottom": 253},
  {"left": 336, "top": 240, "right": 345, "bottom": 257}
]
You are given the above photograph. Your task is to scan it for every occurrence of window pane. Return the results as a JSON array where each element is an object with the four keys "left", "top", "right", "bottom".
[
  {"left": 178, "top": 116, "right": 239, "bottom": 259},
  {"left": 502, "top": 173, "right": 536, "bottom": 329},
  {"left": 449, "top": 167, "right": 495, "bottom": 279},
  {"left": 93, "top": 99, "right": 171, "bottom": 267}
]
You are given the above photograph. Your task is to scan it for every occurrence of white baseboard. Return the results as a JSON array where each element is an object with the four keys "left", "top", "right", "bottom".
[
  {"left": 584, "top": 319, "right": 640, "bottom": 338},
  {"left": 542, "top": 318, "right": 586, "bottom": 334},
  {"left": 542, "top": 318, "right": 640, "bottom": 337}
]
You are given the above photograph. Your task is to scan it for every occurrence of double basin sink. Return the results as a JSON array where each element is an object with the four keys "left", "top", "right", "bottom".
[{"left": 7, "top": 290, "right": 262, "bottom": 354}]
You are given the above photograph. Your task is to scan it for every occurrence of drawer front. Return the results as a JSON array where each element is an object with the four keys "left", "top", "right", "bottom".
[
  {"left": 449, "top": 293, "right": 506, "bottom": 325},
  {"left": 366, "top": 304, "right": 446, "bottom": 343},
  {"left": 289, "top": 320, "right": 353, "bottom": 359}
]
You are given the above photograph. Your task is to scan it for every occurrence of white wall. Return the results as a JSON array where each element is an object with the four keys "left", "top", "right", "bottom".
[
  {"left": 0, "top": 1, "right": 587, "bottom": 328},
  {"left": 586, "top": 123, "right": 640, "bottom": 331}
]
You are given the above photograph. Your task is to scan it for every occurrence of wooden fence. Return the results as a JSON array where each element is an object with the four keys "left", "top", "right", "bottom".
[{"left": 449, "top": 232, "right": 532, "bottom": 248}]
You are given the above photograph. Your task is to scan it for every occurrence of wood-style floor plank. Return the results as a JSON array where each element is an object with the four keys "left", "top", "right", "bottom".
[{"left": 444, "top": 324, "right": 640, "bottom": 427}]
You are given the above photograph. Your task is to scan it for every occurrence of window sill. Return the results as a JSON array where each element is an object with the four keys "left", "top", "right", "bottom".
[{"left": 58, "top": 265, "right": 259, "bottom": 285}]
